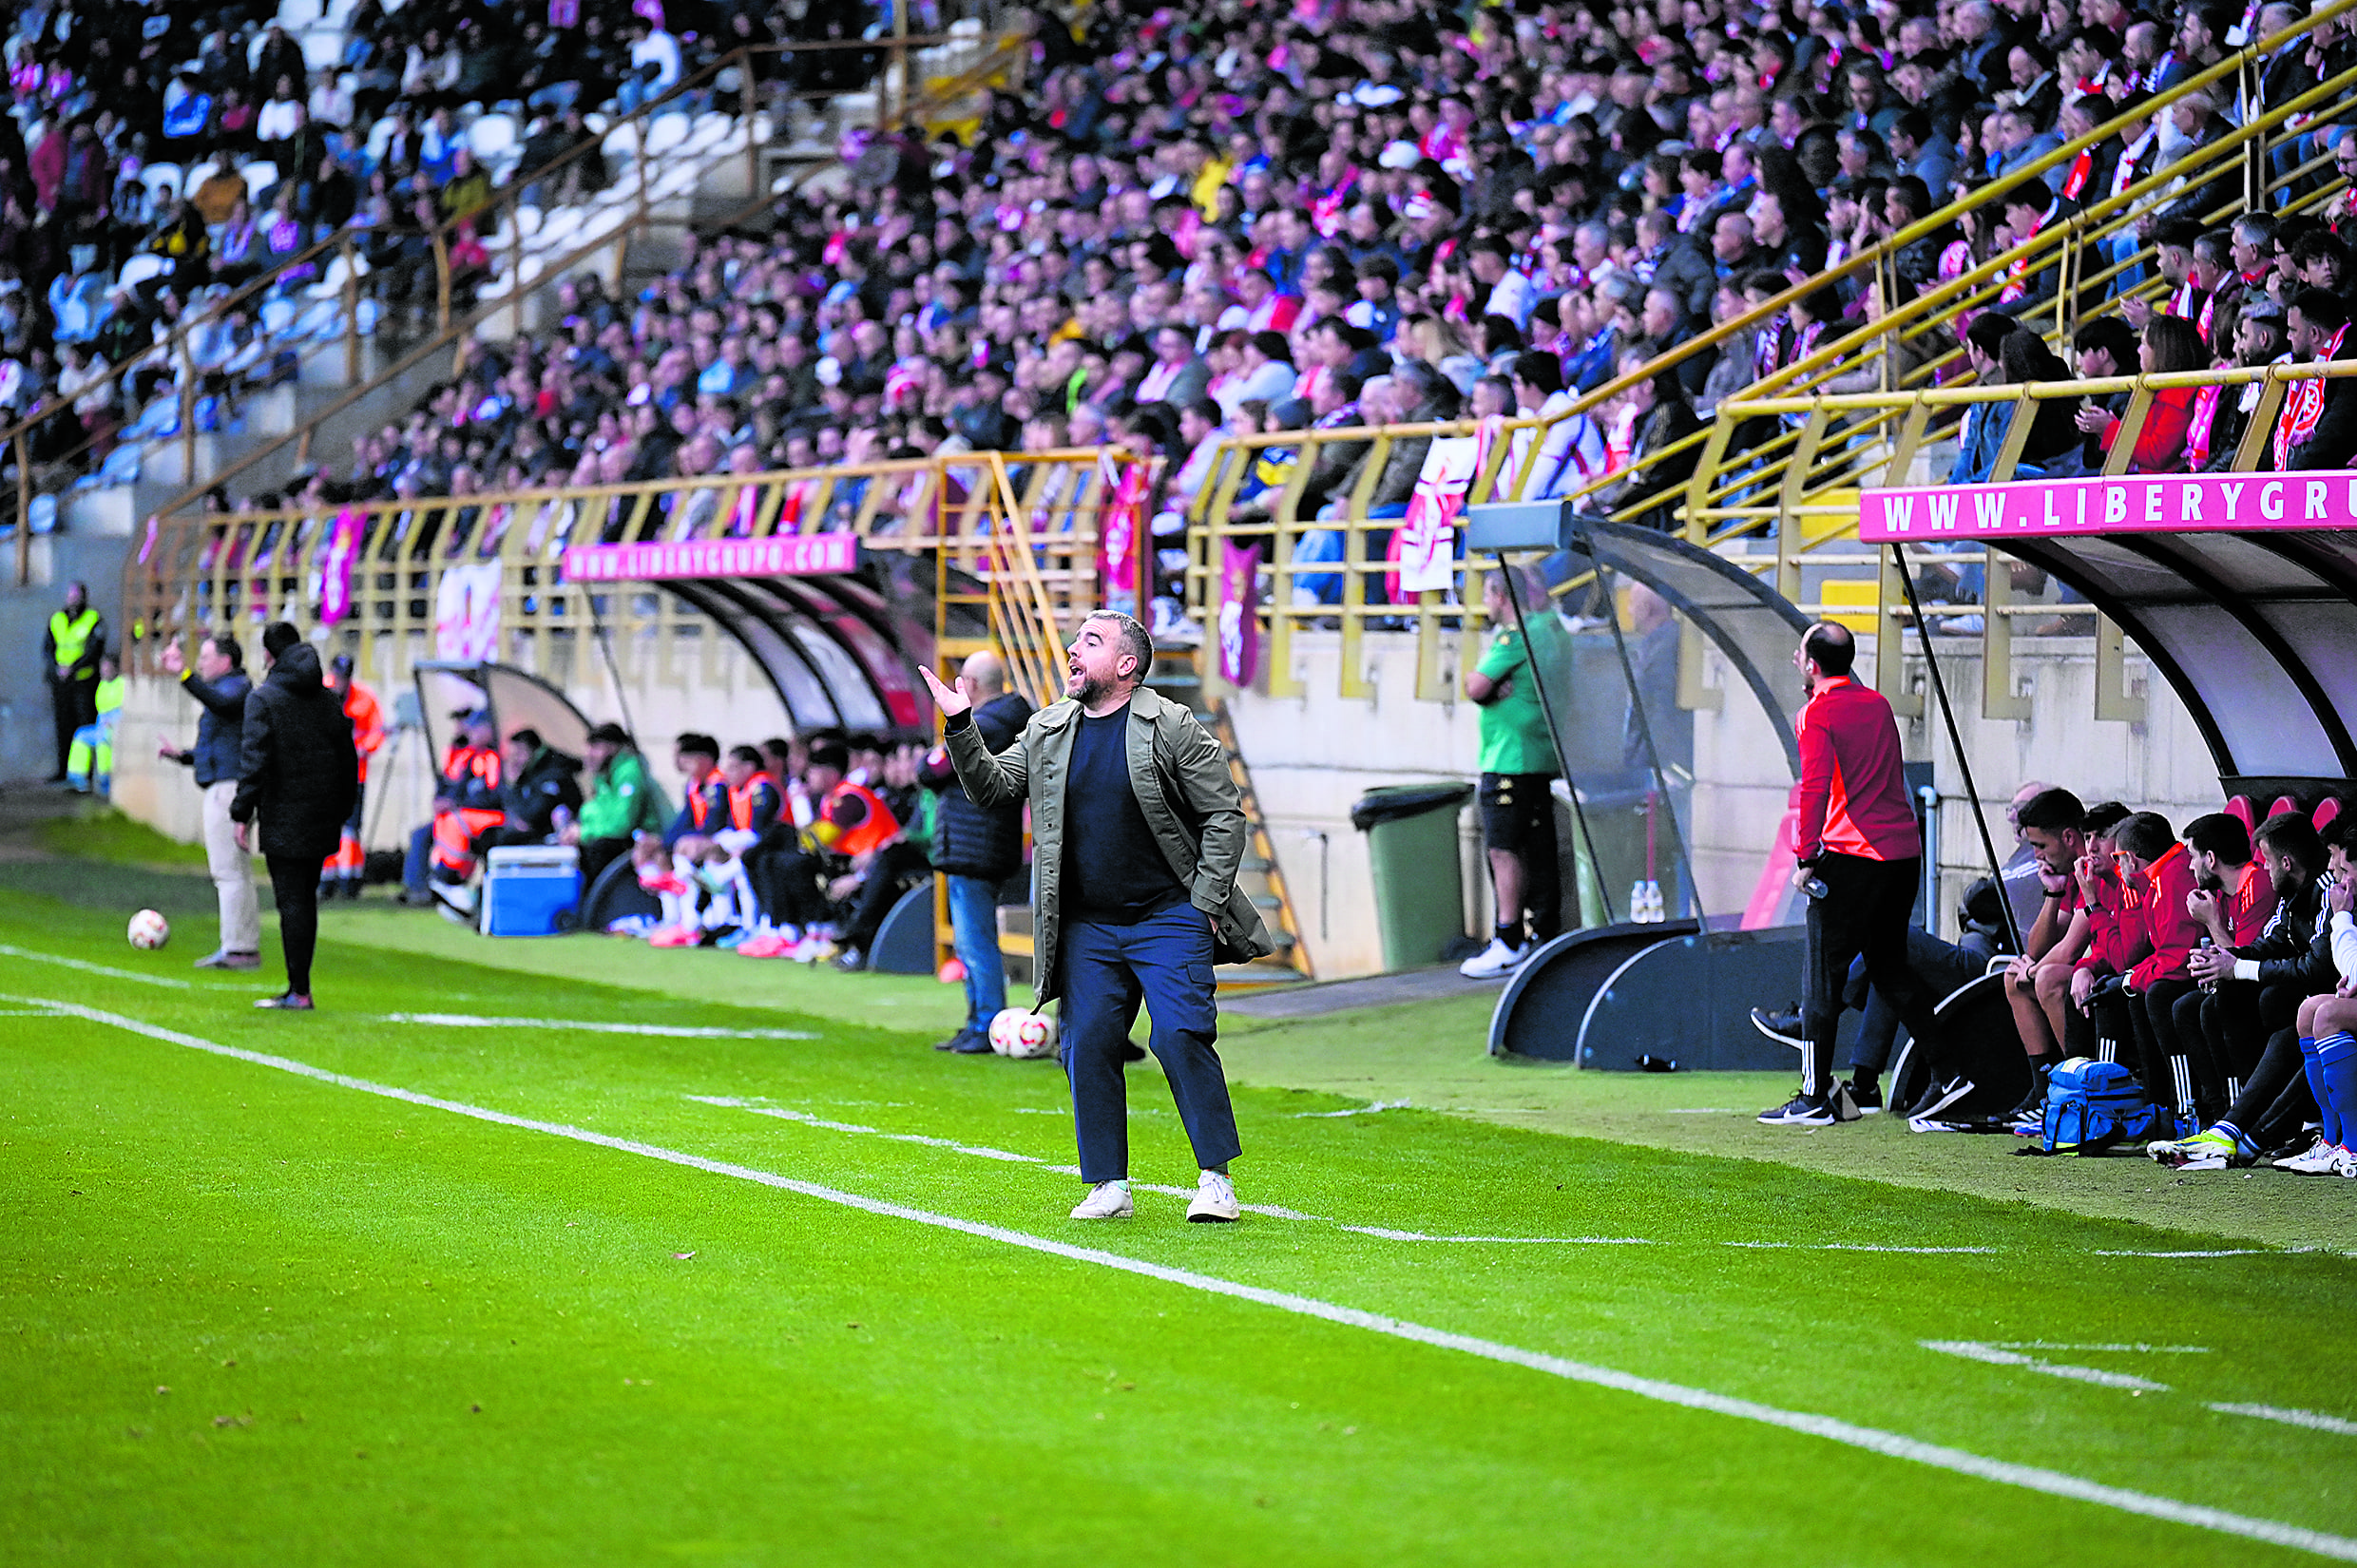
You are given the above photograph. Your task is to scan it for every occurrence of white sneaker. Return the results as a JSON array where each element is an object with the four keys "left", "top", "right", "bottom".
[
  {"left": 2337, "top": 1146, "right": 2357, "bottom": 1179},
  {"left": 1458, "top": 938, "right": 1528, "bottom": 979},
  {"left": 2275, "top": 1136, "right": 2342, "bottom": 1174},
  {"left": 1187, "top": 1170, "right": 1241, "bottom": 1223},
  {"left": 1070, "top": 1180, "right": 1133, "bottom": 1219}
]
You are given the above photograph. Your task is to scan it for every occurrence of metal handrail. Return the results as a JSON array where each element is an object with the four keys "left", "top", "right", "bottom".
[{"left": 1528, "top": 0, "right": 2357, "bottom": 436}]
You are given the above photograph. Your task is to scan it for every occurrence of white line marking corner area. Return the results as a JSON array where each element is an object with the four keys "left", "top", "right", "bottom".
[{"left": 18, "top": 994, "right": 2357, "bottom": 1563}]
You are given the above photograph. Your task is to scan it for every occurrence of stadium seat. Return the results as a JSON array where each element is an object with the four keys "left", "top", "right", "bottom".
[
  {"left": 2268, "top": 794, "right": 2302, "bottom": 822},
  {"left": 2315, "top": 798, "right": 2343, "bottom": 832},
  {"left": 118, "top": 253, "right": 171, "bottom": 291},
  {"left": 242, "top": 161, "right": 283, "bottom": 204},
  {"left": 2225, "top": 795, "right": 2255, "bottom": 834},
  {"left": 644, "top": 114, "right": 692, "bottom": 157},
  {"left": 138, "top": 163, "right": 183, "bottom": 212},
  {"left": 469, "top": 113, "right": 520, "bottom": 180}
]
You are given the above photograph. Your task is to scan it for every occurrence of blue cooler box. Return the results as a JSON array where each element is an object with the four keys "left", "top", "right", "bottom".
[{"left": 482, "top": 845, "right": 580, "bottom": 936}]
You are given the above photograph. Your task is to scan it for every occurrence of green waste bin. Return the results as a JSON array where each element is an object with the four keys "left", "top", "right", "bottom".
[{"left": 1351, "top": 782, "right": 1476, "bottom": 971}]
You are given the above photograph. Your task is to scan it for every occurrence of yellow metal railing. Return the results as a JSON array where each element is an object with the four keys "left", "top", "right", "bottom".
[
  {"left": 124, "top": 451, "right": 1152, "bottom": 717},
  {"left": 1708, "top": 358, "right": 2357, "bottom": 719}
]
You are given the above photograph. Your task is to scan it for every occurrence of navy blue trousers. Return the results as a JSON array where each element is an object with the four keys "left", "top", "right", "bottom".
[{"left": 1062, "top": 903, "right": 1241, "bottom": 1183}]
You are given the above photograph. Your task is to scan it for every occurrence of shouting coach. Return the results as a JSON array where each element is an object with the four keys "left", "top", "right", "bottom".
[
  {"left": 922, "top": 611, "right": 1274, "bottom": 1223},
  {"left": 1761, "top": 621, "right": 1939, "bottom": 1127}
]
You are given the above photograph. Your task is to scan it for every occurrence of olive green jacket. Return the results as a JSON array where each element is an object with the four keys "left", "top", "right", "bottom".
[{"left": 944, "top": 685, "right": 1275, "bottom": 1003}]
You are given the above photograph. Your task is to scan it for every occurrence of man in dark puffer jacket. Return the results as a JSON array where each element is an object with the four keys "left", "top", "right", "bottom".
[
  {"left": 231, "top": 623, "right": 358, "bottom": 1011},
  {"left": 925, "top": 650, "right": 1032, "bottom": 1054}
]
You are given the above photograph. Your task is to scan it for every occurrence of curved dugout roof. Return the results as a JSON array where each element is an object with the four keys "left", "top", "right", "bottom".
[
  {"left": 1990, "top": 529, "right": 2357, "bottom": 781},
  {"left": 656, "top": 570, "right": 953, "bottom": 736},
  {"left": 1572, "top": 518, "right": 1813, "bottom": 771}
]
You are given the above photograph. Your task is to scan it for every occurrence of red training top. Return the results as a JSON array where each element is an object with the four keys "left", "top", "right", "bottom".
[
  {"left": 2130, "top": 843, "right": 2204, "bottom": 989},
  {"left": 1793, "top": 676, "right": 1922, "bottom": 863},
  {"left": 2222, "top": 858, "right": 2276, "bottom": 947}
]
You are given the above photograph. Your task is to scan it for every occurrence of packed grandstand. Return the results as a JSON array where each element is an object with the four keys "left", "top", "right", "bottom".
[
  {"left": 17, "top": 0, "right": 2357, "bottom": 1143},
  {"left": 9, "top": 0, "right": 2354, "bottom": 549}
]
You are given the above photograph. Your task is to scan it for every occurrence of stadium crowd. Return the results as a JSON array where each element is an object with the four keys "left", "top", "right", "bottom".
[
  {"left": 0, "top": 0, "right": 878, "bottom": 492},
  {"left": 113, "top": 0, "right": 2355, "bottom": 644}
]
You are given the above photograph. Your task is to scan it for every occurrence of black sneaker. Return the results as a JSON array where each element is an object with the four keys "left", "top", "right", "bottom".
[
  {"left": 949, "top": 1032, "right": 996, "bottom": 1055},
  {"left": 1758, "top": 1092, "right": 1836, "bottom": 1127},
  {"left": 831, "top": 947, "right": 868, "bottom": 973},
  {"left": 1839, "top": 1078, "right": 1883, "bottom": 1116},
  {"left": 934, "top": 1028, "right": 982, "bottom": 1052},
  {"left": 1750, "top": 1006, "right": 1805, "bottom": 1048},
  {"left": 1906, "top": 1077, "right": 1976, "bottom": 1120}
]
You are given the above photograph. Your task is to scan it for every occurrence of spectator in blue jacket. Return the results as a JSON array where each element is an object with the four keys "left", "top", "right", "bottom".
[{"left": 160, "top": 630, "right": 260, "bottom": 971}]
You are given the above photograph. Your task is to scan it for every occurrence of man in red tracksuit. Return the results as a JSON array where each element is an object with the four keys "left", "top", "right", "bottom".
[{"left": 1762, "top": 622, "right": 1940, "bottom": 1127}]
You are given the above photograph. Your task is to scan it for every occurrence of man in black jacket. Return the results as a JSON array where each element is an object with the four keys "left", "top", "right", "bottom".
[
  {"left": 483, "top": 728, "right": 584, "bottom": 851},
  {"left": 230, "top": 624, "right": 358, "bottom": 1011},
  {"left": 160, "top": 629, "right": 260, "bottom": 970},
  {"left": 927, "top": 651, "right": 1032, "bottom": 1053}
]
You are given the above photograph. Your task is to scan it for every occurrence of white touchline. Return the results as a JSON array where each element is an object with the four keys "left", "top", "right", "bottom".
[
  {"left": 692, "top": 1098, "right": 2330, "bottom": 1258},
  {"left": 0, "top": 943, "right": 193, "bottom": 988},
  {"left": 23, "top": 990, "right": 2357, "bottom": 1564},
  {"left": 1994, "top": 1344, "right": 2212, "bottom": 1354},
  {"left": 2208, "top": 1405, "right": 2357, "bottom": 1437},
  {"left": 1294, "top": 1100, "right": 1411, "bottom": 1119},
  {"left": 690, "top": 1099, "right": 1319, "bottom": 1217},
  {"left": 388, "top": 1014, "right": 819, "bottom": 1041},
  {"left": 1920, "top": 1342, "right": 2174, "bottom": 1393}
]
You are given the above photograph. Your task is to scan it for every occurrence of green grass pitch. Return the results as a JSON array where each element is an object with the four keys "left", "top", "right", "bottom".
[{"left": 2, "top": 830, "right": 2354, "bottom": 1565}]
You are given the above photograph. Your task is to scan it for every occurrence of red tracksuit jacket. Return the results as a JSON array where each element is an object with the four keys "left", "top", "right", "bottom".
[{"left": 1794, "top": 677, "right": 1922, "bottom": 864}]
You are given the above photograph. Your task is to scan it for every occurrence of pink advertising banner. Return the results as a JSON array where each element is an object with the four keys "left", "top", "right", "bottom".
[
  {"left": 561, "top": 533, "right": 861, "bottom": 582},
  {"left": 1858, "top": 470, "right": 2357, "bottom": 543}
]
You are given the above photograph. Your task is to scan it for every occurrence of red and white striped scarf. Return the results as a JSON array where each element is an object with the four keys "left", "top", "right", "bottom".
[{"left": 2273, "top": 324, "right": 2350, "bottom": 468}]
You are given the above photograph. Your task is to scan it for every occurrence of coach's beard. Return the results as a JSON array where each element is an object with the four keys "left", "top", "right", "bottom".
[{"left": 1066, "top": 660, "right": 1109, "bottom": 706}]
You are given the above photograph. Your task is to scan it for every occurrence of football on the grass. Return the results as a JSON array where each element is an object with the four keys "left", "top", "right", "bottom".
[
  {"left": 988, "top": 1007, "right": 1057, "bottom": 1059},
  {"left": 127, "top": 909, "right": 170, "bottom": 950}
]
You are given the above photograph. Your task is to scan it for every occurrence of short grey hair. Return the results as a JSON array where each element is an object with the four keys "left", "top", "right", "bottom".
[{"left": 1084, "top": 609, "right": 1155, "bottom": 682}]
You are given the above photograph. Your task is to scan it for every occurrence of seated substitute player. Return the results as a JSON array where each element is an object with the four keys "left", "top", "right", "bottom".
[
  {"left": 1998, "top": 787, "right": 2090, "bottom": 1116},
  {"left": 738, "top": 739, "right": 900, "bottom": 960},
  {"left": 2154, "top": 812, "right": 2339, "bottom": 1169},
  {"left": 2159, "top": 812, "right": 2273, "bottom": 1126}
]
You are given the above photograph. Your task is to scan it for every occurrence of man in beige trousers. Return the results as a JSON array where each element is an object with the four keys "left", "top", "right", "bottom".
[{"left": 160, "top": 632, "right": 261, "bottom": 969}]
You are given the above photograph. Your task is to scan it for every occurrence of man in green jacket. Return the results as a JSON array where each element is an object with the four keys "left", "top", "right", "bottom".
[
  {"left": 561, "top": 722, "right": 672, "bottom": 890},
  {"left": 925, "top": 611, "right": 1274, "bottom": 1224}
]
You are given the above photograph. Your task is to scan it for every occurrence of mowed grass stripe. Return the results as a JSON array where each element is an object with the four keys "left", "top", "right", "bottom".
[{"left": 20, "top": 991, "right": 2357, "bottom": 1564}]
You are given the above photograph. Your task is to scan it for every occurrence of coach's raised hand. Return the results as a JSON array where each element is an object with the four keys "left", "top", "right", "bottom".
[{"left": 918, "top": 662, "right": 977, "bottom": 719}]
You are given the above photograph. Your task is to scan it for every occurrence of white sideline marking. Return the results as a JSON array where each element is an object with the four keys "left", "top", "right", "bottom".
[
  {"left": 0, "top": 943, "right": 192, "bottom": 988},
  {"left": 2208, "top": 1404, "right": 2357, "bottom": 1437},
  {"left": 1295, "top": 1100, "right": 1410, "bottom": 1119},
  {"left": 25, "top": 991, "right": 2357, "bottom": 1565},
  {"left": 695, "top": 1098, "right": 2333, "bottom": 1259},
  {"left": 692, "top": 1098, "right": 1318, "bottom": 1218},
  {"left": 1345, "top": 1229, "right": 1657, "bottom": 1245},
  {"left": 1921, "top": 1341, "right": 2174, "bottom": 1392},
  {"left": 389, "top": 1013, "right": 819, "bottom": 1041},
  {"left": 2094, "top": 1249, "right": 2273, "bottom": 1258},
  {"left": 1731, "top": 1242, "right": 1998, "bottom": 1255},
  {"left": 1995, "top": 1343, "right": 2211, "bottom": 1354}
]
